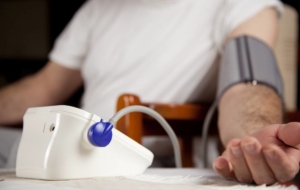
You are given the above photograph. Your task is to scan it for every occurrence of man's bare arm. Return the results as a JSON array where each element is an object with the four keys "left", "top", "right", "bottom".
[
  {"left": 213, "top": 7, "right": 300, "bottom": 184},
  {"left": 0, "top": 61, "right": 83, "bottom": 125},
  {"left": 218, "top": 83, "right": 283, "bottom": 145},
  {"left": 218, "top": 7, "right": 281, "bottom": 147}
]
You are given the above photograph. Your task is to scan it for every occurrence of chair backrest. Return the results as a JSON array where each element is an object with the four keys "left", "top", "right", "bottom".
[
  {"left": 116, "top": 94, "right": 214, "bottom": 140},
  {"left": 275, "top": 4, "right": 298, "bottom": 112},
  {"left": 115, "top": 94, "right": 219, "bottom": 167}
]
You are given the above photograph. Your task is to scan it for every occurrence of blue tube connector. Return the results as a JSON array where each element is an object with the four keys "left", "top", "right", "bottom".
[{"left": 88, "top": 119, "right": 113, "bottom": 147}]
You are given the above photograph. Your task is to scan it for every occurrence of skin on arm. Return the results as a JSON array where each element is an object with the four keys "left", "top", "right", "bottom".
[
  {"left": 0, "top": 61, "right": 83, "bottom": 125},
  {"left": 219, "top": 7, "right": 281, "bottom": 145},
  {"left": 213, "top": 7, "right": 300, "bottom": 184}
]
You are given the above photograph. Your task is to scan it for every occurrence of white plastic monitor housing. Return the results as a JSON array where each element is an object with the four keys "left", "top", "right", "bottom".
[{"left": 16, "top": 105, "right": 154, "bottom": 180}]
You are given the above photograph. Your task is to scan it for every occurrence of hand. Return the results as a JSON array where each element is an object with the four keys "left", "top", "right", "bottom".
[{"left": 213, "top": 122, "right": 300, "bottom": 185}]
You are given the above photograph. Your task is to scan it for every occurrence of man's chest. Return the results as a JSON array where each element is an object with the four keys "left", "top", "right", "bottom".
[{"left": 81, "top": 0, "right": 220, "bottom": 81}]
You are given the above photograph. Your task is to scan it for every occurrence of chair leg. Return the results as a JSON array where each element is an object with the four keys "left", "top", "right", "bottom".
[
  {"left": 178, "top": 137, "right": 194, "bottom": 167},
  {"left": 116, "top": 94, "right": 143, "bottom": 144}
]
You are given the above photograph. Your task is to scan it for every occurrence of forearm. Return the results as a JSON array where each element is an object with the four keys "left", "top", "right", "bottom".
[
  {"left": 0, "top": 74, "right": 53, "bottom": 125},
  {"left": 0, "top": 61, "right": 83, "bottom": 125},
  {"left": 218, "top": 83, "right": 283, "bottom": 146}
]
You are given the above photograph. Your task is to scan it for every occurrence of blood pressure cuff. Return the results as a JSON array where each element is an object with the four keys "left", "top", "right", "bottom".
[{"left": 216, "top": 35, "right": 284, "bottom": 101}]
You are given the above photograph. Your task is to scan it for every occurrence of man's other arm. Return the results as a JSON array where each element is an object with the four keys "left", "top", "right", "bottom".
[
  {"left": 213, "top": 7, "right": 300, "bottom": 184},
  {"left": 0, "top": 61, "right": 83, "bottom": 125}
]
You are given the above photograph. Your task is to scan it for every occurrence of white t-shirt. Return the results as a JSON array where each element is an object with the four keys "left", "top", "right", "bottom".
[{"left": 49, "top": 0, "right": 283, "bottom": 121}]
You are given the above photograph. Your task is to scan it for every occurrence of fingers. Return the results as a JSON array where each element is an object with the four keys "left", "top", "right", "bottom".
[
  {"left": 278, "top": 122, "right": 300, "bottom": 148},
  {"left": 215, "top": 138, "right": 277, "bottom": 185},
  {"left": 263, "top": 144, "right": 300, "bottom": 183},
  {"left": 227, "top": 139, "right": 253, "bottom": 183},
  {"left": 214, "top": 134, "right": 300, "bottom": 185},
  {"left": 241, "top": 137, "right": 275, "bottom": 185},
  {"left": 213, "top": 155, "right": 236, "bottom": 181}
]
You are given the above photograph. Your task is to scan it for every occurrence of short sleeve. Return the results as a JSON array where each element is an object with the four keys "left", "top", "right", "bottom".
[
  {"left": 213, "top": 0, "right": 284, "bottom": 53},
  {"left": 48, "top": 0, "right": 96, "bottom": 70}
]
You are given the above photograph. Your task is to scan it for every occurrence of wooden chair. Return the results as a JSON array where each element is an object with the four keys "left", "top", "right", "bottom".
[{"left": 115, "top": 93, "right": 220, "bottom": 167}]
